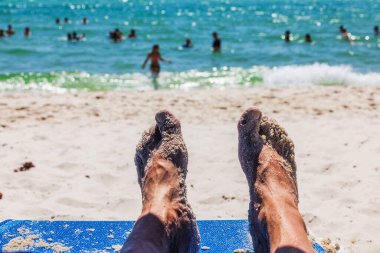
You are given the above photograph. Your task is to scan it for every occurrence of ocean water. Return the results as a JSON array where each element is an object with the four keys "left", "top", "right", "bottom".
[{"left": 1, "top": 0, "right": 380, "bottom": 91}]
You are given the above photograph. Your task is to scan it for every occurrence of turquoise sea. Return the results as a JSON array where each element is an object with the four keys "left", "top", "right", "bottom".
[{"left": 1, "top": 0, "right": 380, "bottom": 91}]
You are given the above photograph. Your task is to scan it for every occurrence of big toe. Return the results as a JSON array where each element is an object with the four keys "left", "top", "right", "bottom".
[
  {"left": 155, "top": 110, "right": 181, "bottom": 136},
  {"left": 238, "top": 107, "right": 264, "bottom": 178},
  {"left": 155, "top": 110, "right": 188, "bottom": 177},
  {"left": 238, "top": 107, "right": 262, "bottom": 136}
]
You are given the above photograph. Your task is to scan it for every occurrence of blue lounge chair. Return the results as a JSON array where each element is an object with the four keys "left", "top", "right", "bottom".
[{"left": 0, "top": 219, "right": 325, "bottom": 252}]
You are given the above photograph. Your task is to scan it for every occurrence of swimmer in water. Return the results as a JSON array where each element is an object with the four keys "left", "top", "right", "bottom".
[
  {"left": 284, "top": 30, "right": 291, "bottom": 42},
  {"left": 110, "top": 29, "right": 123, "bottom": 42},
  {"left": 212, "top": 32, "right": 221, "bottom": 52},
  {"left": 73, "top": 32, "right": 79, "bottom": 41},
  {"left": 305, "top": 33, "right": 312, "bottom": 43},
  {"left": 64, "top": 17, "right": 69, "bottom": 24},
  {"left": 24, "top": 27, "right": 31, "bottom": 37},
  {"left": 56, "top": 18, "right": 60, "bottom": 25},
  {"left": 6, "top": 25, "right": 15, "bottom": 36},
  {"left": 67, "top": 33, "right": 73, "bottom": 41},
  {"left": 142, "top": 44, "right": 172, "bottom": 77},
  {"left": 128, "top": 29, "right": 136, "bottom": 39},
  {"left": 83, "top": 18, "right": 88, "bottom": 25},
  {"left": 374, "top": 25, "right": 379, "bottom": 36},
  {"left": 0, "top": 29, "right": 5, "bottom": 38},
  {"left": 341, "top": 28, "right": 353, "bottom": 43},
  {"left": 183, "top": 38, "right": 193, "bottom": 48},
  {"left": 339, "top": 25, "right": 345, "bottom": 34},
  {"left": 73, "top": 32, "right": 85, "bottom": 41}
]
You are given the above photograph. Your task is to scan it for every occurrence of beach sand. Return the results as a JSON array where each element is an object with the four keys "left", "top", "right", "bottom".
[{"left": 0, "top": 86, "right": 379, "bottom": 253}]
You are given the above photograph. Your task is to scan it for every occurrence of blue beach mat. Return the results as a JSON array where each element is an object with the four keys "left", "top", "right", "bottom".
[{"left": 0, "top": 220, "right": 325, "bottom": 252}]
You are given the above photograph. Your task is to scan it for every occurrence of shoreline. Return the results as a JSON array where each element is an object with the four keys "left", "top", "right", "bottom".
[
  {"left": 0, "top": 86, "right": 379, "bottom": 253},
  {"left": 2, "top": 63, "right": 380, "bottom": 91}
]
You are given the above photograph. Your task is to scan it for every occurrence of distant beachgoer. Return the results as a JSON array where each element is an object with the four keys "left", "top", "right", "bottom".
[
  {"left": 183, "top": 38, "right": 193, "bottom": 48},
  {"left": 24, "top": 27, "right": 31, "bottom": 37},
  {"left": 305, "top": 33, "right": 312, "bottom": 43},
  {"left": 128, "top": 29, "right": 136, "bottom": 39},
  {"left": 374, "top": 25, "right": 379, "bottom": 36},
  {"left": 56, "top": 18, "right": 60, "bottom": 25},
  {"left": 339, "top": 25, "right": 345, "bottom": 34},
  {"left": 64, "top": 17, "right": 69, "bottom": 24},
  {"left": 142, "top": 44, "right": 172, "bottom": 77},
  {"left": 110, "top": 29, "right": 123, "bottom": 42},
  {"left": 115, "top": 29, "right": 123, "bottom": 41},
  {"left": 341, "top": 28, "right": 348, "bottom": 38},
  {"left": 71, "top": 32, "right": 85, "bottom": 41},
  {"left": 0, "top": 29, "right": 5, "bottom": 38},
  {"left": 284, "top": 30, "right": 291, "bottom": 42},
  {"left": 73, "top": 32, "right": 79, "bottom": 40},
  {"left": 83, "top": 18, "right": 88, "bottom": 25},
  {"left": 6, "top": 25, "right": 15, "bottom": 36},
  {"left": 341, "top": 28, "right": 352, "bottom": 43},
  {"left": 67, "top": 33, "right": 73, "bottom": 41},
  {"left": 212, "top": 32, "right": 221, "bottom": 52}
]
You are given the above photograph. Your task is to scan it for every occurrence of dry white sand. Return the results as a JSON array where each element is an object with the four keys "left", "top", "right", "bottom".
[{"left": 0, "top": 86, "right": 379, "bottom": 253}]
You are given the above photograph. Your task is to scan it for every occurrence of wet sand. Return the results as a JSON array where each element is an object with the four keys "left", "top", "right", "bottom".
[{"left": 0, "top": 86, "right": 379, "bottom": 253}]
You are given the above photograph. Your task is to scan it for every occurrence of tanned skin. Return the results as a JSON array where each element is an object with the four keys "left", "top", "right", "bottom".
[
  {"left": 122, "top": 108, "right": 315, "bottom": 253},
  {"left": 238, "top": 107, "right": 315, "bottom": 253}
]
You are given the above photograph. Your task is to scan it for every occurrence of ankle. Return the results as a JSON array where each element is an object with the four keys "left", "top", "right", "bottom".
[
  {"left": 141, "top": 157, "right": 183, "bottom": 225},
  {"left": 258, "top": 190, "right": 313, "bottom": 253},
  {"left": 253, "top": 162, "right": 312, "bottom": 252}
]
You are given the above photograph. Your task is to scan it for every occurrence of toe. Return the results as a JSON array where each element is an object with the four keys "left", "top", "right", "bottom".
[
  {"left": 237, "top": 107, "right": 264, "bottom": 177},
  {"left": 155, "top": 110, "right": 181, "bottom": 136},
  {"left": 238, "top": 107, "right": 262, "bottom": 135},
  {"left": 135, "top": 125, "right": 161, "bottom": 185},
  {"left": 136, "top": 125, "right": 160, "bottom": 155}
]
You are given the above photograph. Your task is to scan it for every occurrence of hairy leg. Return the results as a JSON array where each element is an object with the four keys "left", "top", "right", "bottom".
[{"left": 238, "top": 107, "right": 314, "bottom": 253}]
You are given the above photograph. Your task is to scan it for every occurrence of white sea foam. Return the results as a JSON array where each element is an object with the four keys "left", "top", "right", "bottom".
[
  {"left": 0, "top": 64, "right": 379, "bottom": 92},
  {"left": 261, "top": 64, "right": 380, "bottom": 86}
]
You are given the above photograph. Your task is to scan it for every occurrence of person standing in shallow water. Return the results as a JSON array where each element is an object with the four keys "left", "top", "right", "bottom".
[
  {"left": 305, "top": 33, "right": 312, "bottom": 43},
  {"left": 110, "top": 28, "right": 123, "bottom": 42},
  {"left": 128, "top": 29, "right": 137, "bottom": 39},
  {"left": 341, "top": 28, "right": 353, "bottom": 44},
  {"left": 339, "top": 25, "right": 345, "bottom": 34},
  {"left": 24, "top": 27, "right": 31, "bottom": 37},
  {"left": 212, "top": 32, "right": 221, "bottom": 52},
  {"left": 183, "top": 38, "right": 193, "bottom": 48},
  {"left": 374, "top": 25, "right": 379, "bottom": 36},
  {"left": 284, "top": 30, "right": 291, "bottom": 42},
  {"left": 142, "top": 44, "right": 172, "bottom": 77},
  {"left": 6, "top": 25, "right": 15, "bottom": 36}
]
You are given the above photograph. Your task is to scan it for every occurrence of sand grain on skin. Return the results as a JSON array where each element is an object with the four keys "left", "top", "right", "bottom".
[{"left": 259, "top": 115, "right": 298, "bottom": 199}]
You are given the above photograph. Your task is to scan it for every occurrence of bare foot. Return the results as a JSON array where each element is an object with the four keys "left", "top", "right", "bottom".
[
  {"left": 135, "top": 110, "right": 188, "bottom": 190},
  {"left": 133, "top": 110, "right": 200, "bottom": 253},
  {"left": 238, "top": 107, "right": 314, "bottom": 253}
]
